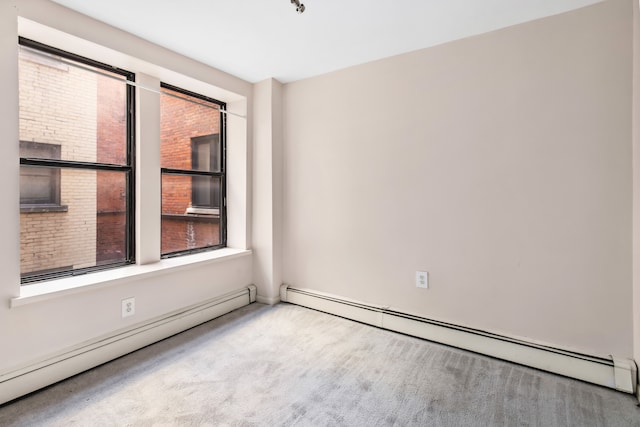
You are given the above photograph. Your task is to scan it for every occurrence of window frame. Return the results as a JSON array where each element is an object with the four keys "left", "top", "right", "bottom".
[
  {"left": 160, "top": 82, "right": 227, "bottom": 258},
  {"left": 18, "top": 37, "right": 136, "bottom": 284}
]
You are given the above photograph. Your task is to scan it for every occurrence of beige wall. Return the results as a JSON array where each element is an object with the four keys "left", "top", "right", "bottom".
[
  {"left": 252, "top": 78, "right": 284, "bottom": 304},
  {"left": 282, "top": 0, "right": 633, "bottom": 357}
]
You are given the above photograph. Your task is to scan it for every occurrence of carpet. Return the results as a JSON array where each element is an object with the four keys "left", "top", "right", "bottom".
[{"left": 0, "top": 303, "right": 638, "bottom": 426}]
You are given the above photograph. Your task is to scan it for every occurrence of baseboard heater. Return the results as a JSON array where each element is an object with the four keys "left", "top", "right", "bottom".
[
  {"left": 0, "top": 285, "right": 257, "bottom": 406},
  {"left": 280, "top": 285, "right": 637, "bottom": 395}
]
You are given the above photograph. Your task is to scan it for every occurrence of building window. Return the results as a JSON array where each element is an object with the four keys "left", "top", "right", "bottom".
[
  {"left": 19, "top": 141, "right": 64, "bottom": 210},
  {"left": 18, "top": 38, "right": 135, "bottom": 283},
  {"left": 191, "top": 134, "right": 221, "bottom": 211},
  {"left": 160, "top": 83, "right": 226, "bottom": 256}
]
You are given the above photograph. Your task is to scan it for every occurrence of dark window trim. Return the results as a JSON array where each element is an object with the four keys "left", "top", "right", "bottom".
[
  {"left": 19, "top": 37, "right": 133, "bottom": 80},
  {"left": 18, "top": 38, "right": 136, "bottom": 284},
  {"left": 160, "top": 82, "right": 227, "bottom": 258},
  {"left": 159, "top": 168, "right": 224, "bottom": 177},
  {"left": 160, "top": 82, "right": 225, "bottom": 109},
  {"left": 20, "top": 158, "right": 133, "bottom": 171},
  {"left": 20, "top": 265, "right": 73, "bottom": 284},
  {"left": 21, "top": 262, "right": 133, "bottom": 284}
]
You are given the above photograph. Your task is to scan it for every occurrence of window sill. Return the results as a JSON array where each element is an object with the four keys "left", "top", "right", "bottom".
[
  {"left": 11, "top": 247, "right": 251, "bottom": 308},
  {"left": 20, "top": 204, "right": 68, "bottom": 213},
  {"left": 185, "top": 207, "right": 219, "bottom": 215}
]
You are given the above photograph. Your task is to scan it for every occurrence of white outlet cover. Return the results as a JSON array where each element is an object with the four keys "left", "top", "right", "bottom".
[
  {"left": 416, "top": 271, "right": 429, "bottom": 289},
  {"left": 122, "top": 297, "right": 135, "bottom": 318}
]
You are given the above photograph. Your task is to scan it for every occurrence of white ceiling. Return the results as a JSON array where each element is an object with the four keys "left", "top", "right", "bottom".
[{"left": 51, "top": 0, "right": 602, "bottom": 83}]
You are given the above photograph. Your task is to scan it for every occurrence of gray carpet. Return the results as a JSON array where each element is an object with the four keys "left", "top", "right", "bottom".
[{"left": 0, "top": 303, "right": 638, "bottom": 426}]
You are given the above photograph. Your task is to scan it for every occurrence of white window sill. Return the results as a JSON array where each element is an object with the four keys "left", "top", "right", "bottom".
[
  {"left": 11, "top": 248, "right": 251, "bottom": 308},
  {"left": 185, "top": 207, "right": 219, "bottom": 215}
]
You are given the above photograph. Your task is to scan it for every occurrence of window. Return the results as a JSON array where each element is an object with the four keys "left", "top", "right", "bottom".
[
  {"left": 19, "top": 141, "right": 64, "bottom": 210},
  {"left": 160, "top": 83, "right": 226, "bottom": 256},
  {"left": 18, "top": 38, "right": 135, "bottom": 283},
  {"left": 191, "top": 134, "right": 221, "bottom": 211}
]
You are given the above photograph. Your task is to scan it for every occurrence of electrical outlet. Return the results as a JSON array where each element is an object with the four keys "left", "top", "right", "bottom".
[
  {"left": 122, "top": 297, "right": 135, "bottom": 318},
  {"left": 416, "top": 271, "right": 428, "bottom": 289}
]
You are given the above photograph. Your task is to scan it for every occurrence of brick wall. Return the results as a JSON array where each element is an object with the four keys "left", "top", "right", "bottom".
[
  {"left": 19, "top": 53, "right": 98, "bottom": 275},
  {"left": 161, "top": 217, "right": 220, "bottom": 254},
  {"left": 96, "top": 170, "right": 127, "bottom": 263},
  {"left": 96, "top": 76, "right": 128, "bottom": 263}
]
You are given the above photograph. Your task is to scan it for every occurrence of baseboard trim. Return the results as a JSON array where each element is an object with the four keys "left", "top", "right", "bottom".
[
  {"left": 0, "top": 286, "right": 256, "bottom": 405},
  {"left": 256, "top": 294, "right": 280, "bottom": 305},
  {"left": 280, "top": 284, "right": 637, "bottom": 395}
]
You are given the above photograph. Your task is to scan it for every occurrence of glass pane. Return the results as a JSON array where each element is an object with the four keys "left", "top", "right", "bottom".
[
  {"left": 18, "top": 47, "right": 128, "bottom": 165},
  {"left": 162, "top": 174, "right": 221, "bottom": 255},
  {"left": 160, "top": 87, "right": 220, "bottom": 171},
  {"left": 20, "top": 168, "right": 129, "bottom": 280}
]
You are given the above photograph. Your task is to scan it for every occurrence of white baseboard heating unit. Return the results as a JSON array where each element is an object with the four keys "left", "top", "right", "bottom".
[
  {"left": 280, "top": 284, "right": 637, "bottom": 395},
  {"left": 0, "top": 285, "right": 256, "bottom": 406}
]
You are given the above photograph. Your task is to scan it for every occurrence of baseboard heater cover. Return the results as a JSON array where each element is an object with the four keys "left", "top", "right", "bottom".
[
  {"left": 280, "top": 285, "right": 637, "bottom": 395},
  {"left": 0, "top": 285, "right": 256, "bottom": 406}
]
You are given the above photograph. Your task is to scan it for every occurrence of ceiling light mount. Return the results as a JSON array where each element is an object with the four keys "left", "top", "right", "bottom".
[{"left": 291, "top": 0, "right": 305, "bottom": 14}]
